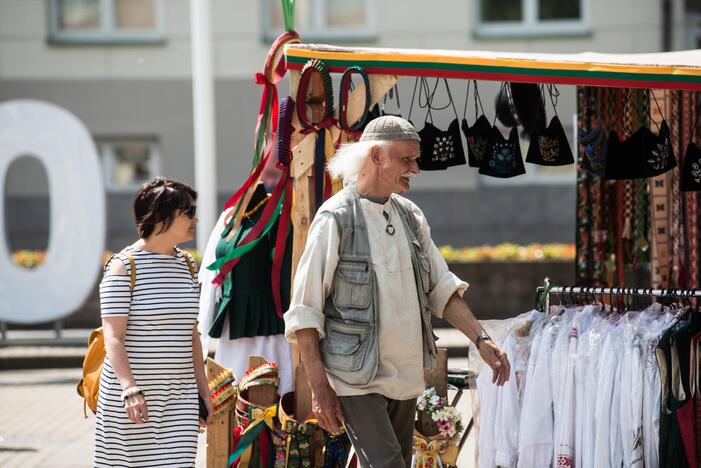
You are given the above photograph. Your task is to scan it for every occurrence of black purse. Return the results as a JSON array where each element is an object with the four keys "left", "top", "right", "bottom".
[{"left": 198, "top": 395, "right": 209, "bottom": 420}]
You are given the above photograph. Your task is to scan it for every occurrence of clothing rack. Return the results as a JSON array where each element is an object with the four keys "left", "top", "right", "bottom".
[{"left": 536, "top": 276, "right": 701, "bottom": 313}]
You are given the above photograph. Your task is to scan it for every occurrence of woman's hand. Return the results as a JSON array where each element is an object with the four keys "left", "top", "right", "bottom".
[
  {"left": 199, "top": 396, "right": 214, "bottom": 429},
  {"left": 124, "top": 394, "right": 149, "bottom": 424}
]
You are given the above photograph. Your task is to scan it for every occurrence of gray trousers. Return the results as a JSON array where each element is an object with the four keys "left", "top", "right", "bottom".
[{"left": 339, "top": 393, "right": 416, "bottom": 468}]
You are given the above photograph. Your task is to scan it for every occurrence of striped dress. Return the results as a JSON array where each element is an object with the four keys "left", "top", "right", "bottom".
[{"left": 95, "top": 246, "right": 200, "bottom": 467}]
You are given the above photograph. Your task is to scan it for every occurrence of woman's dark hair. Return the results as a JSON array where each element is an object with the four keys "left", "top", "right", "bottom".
[{"left": 133, "top": 177, "right": 197, "bottom": 238}]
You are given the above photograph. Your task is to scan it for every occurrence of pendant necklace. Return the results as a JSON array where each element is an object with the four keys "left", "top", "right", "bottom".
[{"left": 383, "top": 210, "right": 395, "bottom": 236}]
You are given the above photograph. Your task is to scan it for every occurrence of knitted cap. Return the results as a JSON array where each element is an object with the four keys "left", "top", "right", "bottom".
[{"left": 359, "top": 115, "right": 420, "bottom": 142}]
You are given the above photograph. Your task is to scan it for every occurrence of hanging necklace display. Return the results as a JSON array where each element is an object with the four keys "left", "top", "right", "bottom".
[
  {"left": 409, "top": 77, "right": 466, "bottom": 171},
  {"left": 461, "top": 80, "right": 492, "bottom": 168},
  {"left": 383, "top": 210, "right": 395, "bottom": 236},
  {"left": 525, "top": 84, "right": 574, "bottom": 166},
  {"left": 605, "top": 89, "right": 676, "bottom": 180},
  {"left": 681, "top": 103, "right": 701, "bottom": 191},
  {"left": 478, "top": 82, "right": 526, "bottom": 178},
  {"left": 381, "top": 84, "right": 402, "bottom": 118}
]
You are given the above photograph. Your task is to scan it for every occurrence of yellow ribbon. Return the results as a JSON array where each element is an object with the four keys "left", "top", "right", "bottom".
[
  {"left": 234, "top": 404, "right": 278, "bottom": 468},
  {"left": 413, "top": 430, "right": 447, "bottom": 468}
]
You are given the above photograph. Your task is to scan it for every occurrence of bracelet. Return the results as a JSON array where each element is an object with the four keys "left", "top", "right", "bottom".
[
  {"left": 120, "top": 386, "right": 143, "bottom": 403},
  {"left": 475, "top": 332, "right": 492, "bottom": 351}
]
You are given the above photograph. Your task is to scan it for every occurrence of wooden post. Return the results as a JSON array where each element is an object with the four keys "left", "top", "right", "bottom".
[
  {"left": 206, "top": 358, "right": 232, "bottom": 468},
  {"left": 423, "top": 348, "right": 449, "bottom": 399},
  {"left": 418, "top": 348, "right": 449, "bottom": 436}
]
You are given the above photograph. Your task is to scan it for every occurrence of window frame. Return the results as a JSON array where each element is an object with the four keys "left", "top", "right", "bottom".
[
  {"left": 98, "top": 138, "right": 161, "bottom": 193},
  {"left": 48, "top": 0, "right": 166, "bottom": 45},
  {"left": 474, "top": 0, "right": 591, "bottom": 39},
  {"left": 261, "top": 0, "right": 377, "bottom": 42}
]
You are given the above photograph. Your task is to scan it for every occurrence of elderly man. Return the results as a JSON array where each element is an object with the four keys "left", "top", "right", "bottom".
[{"left": 284, "top": 116, "right": 510, "bottom": 467}]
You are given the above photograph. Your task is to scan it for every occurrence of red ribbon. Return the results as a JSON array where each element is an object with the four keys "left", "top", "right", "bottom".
[
  {"left": 299, "top": 117, "right": 336, "bottom": 135},
  {"left": 213, "top": 165, "right": 290, "bottom": 287},
  {"left": 271, "top": 175, "right": 293, "bottom": 318}
]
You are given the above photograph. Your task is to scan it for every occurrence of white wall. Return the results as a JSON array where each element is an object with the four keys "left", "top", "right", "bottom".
[{"left": 0, "top": 0, "right": 691, "bottom": 80}]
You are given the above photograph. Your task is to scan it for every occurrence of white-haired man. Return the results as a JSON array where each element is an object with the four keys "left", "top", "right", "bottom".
[{"left": 284, "top": 116, "right": 509, "bottom": 467}]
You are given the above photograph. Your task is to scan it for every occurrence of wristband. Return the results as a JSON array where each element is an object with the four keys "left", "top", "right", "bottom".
[
  {"left": 121, "top": 386, "right": 143, "bottom": 403},
  {"left": 475, "top": 332, "right": 492, "bottom": 351}
]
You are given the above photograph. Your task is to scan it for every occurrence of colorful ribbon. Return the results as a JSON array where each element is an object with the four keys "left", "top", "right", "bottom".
[
  {"left": 229, "top": 404, "right": 278, "bottom": 467},
  {"left": 413, "top": 431, "right": 447, "bottom": 468}
]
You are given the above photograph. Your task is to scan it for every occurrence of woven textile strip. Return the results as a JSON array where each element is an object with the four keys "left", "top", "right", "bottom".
[
  {"left": 633, "top": 178, "right": 650, "bottom": 269},
  {"left": 688, "top": 92, "right": 700, "bottom": 286},
  {"left": 649, "top": 88, "right": 672, "bottom": 288},
  {"left": 576, "top": 86, "right": 593, "bottom": 283},
  {"left": 670, "top": 90, "right": 682, "bottom": 287}
]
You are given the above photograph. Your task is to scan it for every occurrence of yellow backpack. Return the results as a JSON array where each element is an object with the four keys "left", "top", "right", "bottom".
[
  {"left": 77, "top": 249, "right": 197, "bottom": 417},
  {"left": 77, "top": 252, "right": 136, "bottom": 417}
]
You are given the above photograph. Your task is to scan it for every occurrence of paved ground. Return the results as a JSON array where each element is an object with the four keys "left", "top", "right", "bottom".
[
  {"left": 0, "top": 364, "right": 477, "bottom": 467},
  {"left": 0, "top": 328, "right": 478, "bottom": 467}
]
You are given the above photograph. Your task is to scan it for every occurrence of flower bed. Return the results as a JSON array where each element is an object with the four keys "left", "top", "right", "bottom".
[
  {"left": 11, "top": 245, "right": 572, "bottom": 269},
  {"left": 10, "top": 249, "right": 203, "bottom": 269}
]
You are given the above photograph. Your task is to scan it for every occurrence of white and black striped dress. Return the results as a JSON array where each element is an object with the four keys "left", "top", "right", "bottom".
[{"left": 95, "top": 246, "right": 200, "bottom": 467}]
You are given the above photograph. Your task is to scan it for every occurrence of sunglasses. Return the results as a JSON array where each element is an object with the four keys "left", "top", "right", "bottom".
[{"left": 181, "top": 205, "right": 197, "bottom": 219}]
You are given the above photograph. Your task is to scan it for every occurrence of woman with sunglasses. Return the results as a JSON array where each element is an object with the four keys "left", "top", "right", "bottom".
[{"left": 94, "top": 177, "right": 213, "bottom": 467}]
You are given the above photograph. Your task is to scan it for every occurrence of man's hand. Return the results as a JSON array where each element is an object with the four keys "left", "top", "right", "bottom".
[
  {"left": 442, "top": 293, "right": 511, "bottom": 386},
  {"left": 295, "top": 328, "right": 346, "bottom": 434},
  {"left": 478, "top": 338, "right": 510, "bottom": 386},
  {"left": 311, "top": 383, "right": 345, "bottom": 435}
]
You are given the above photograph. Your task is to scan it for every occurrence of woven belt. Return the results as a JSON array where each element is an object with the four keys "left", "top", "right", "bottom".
[
  {"left": 275, "top": 392, "right": 317, "bottom": 468},
  {"left": 296, "top": 59, "right": 335, "bottom": 135},
  {"left": 322, "top": 431, "right": 352, "bottom": 468}
]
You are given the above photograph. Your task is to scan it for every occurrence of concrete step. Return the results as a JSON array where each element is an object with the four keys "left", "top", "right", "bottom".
[{"left": 0, "top": 328, "right": 470, "bottom": 370}]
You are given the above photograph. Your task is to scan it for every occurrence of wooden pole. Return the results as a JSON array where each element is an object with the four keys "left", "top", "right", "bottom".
[{"left": 206, "top": 358, "right": 231, "bottom": 468}]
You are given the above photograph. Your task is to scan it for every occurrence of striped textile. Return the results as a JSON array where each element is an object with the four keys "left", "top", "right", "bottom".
[{"left": 94, "top": 246, "right": 200, "bottom": 467}]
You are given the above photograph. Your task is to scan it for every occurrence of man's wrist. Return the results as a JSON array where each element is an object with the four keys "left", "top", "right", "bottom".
[{"left": 475, "top": 332, "right": 492, "bottom": 351}]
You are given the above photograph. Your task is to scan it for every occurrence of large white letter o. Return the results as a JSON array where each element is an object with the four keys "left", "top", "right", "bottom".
[{"left": 0, "top": 100, "right": 105, "bottom": 324}]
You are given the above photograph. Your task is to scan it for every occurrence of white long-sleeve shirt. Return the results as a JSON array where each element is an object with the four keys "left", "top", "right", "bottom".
[{"left": 284, "top": 195, "right": 468, "bottom": 400}]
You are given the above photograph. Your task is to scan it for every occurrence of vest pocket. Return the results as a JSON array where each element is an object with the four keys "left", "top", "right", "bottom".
[
  {"left": 321, "top": 319, "right": 371, "bottom": 373},
  {"left": 333, "top": 260, "right": 372, "bottom": 311},
  {"left": 412, "top": 240, "right": 431, "bottom": 294}
]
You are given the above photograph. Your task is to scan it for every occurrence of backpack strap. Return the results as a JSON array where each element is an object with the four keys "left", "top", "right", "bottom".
[
  {"left": 104, "top": 251, "right": 136, "bottom": 292},
  {"left": 175, "top": 247, "right": 197, "bottom": 280}
]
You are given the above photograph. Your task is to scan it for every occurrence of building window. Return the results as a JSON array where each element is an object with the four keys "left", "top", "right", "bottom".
[
  {"left": 98, "top": 139, "right": 160, "bottom": 192},
  {"left": 48, "top": 0, "right": 165, "bottom": 45},
  {"left": 476, "top": 0, "right": 589, "bottom": 38},
  {"left": 263, "top": 0, "right": 376, "bottom": 42}
]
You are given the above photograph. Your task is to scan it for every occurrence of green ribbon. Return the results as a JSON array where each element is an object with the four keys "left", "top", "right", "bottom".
[
  {"left": 281, "top": 0, "right": 296, "bottom": 32},
  {"left": 206, "top": 196, "right": 283, "bottom": 271}
]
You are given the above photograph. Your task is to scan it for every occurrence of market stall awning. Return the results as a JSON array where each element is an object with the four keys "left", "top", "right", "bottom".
[{"left": 285, "top": 44, "right": 701, "bottom": 90}]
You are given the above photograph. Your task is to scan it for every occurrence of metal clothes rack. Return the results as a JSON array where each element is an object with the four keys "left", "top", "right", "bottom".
[{"left": 536, "top": 276, "right": 701, "bottom": 313}]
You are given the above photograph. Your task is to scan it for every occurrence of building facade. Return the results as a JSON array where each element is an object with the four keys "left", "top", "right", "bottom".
[{"left": 1, "top": 0, "right": 695, "bottom": 251}]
